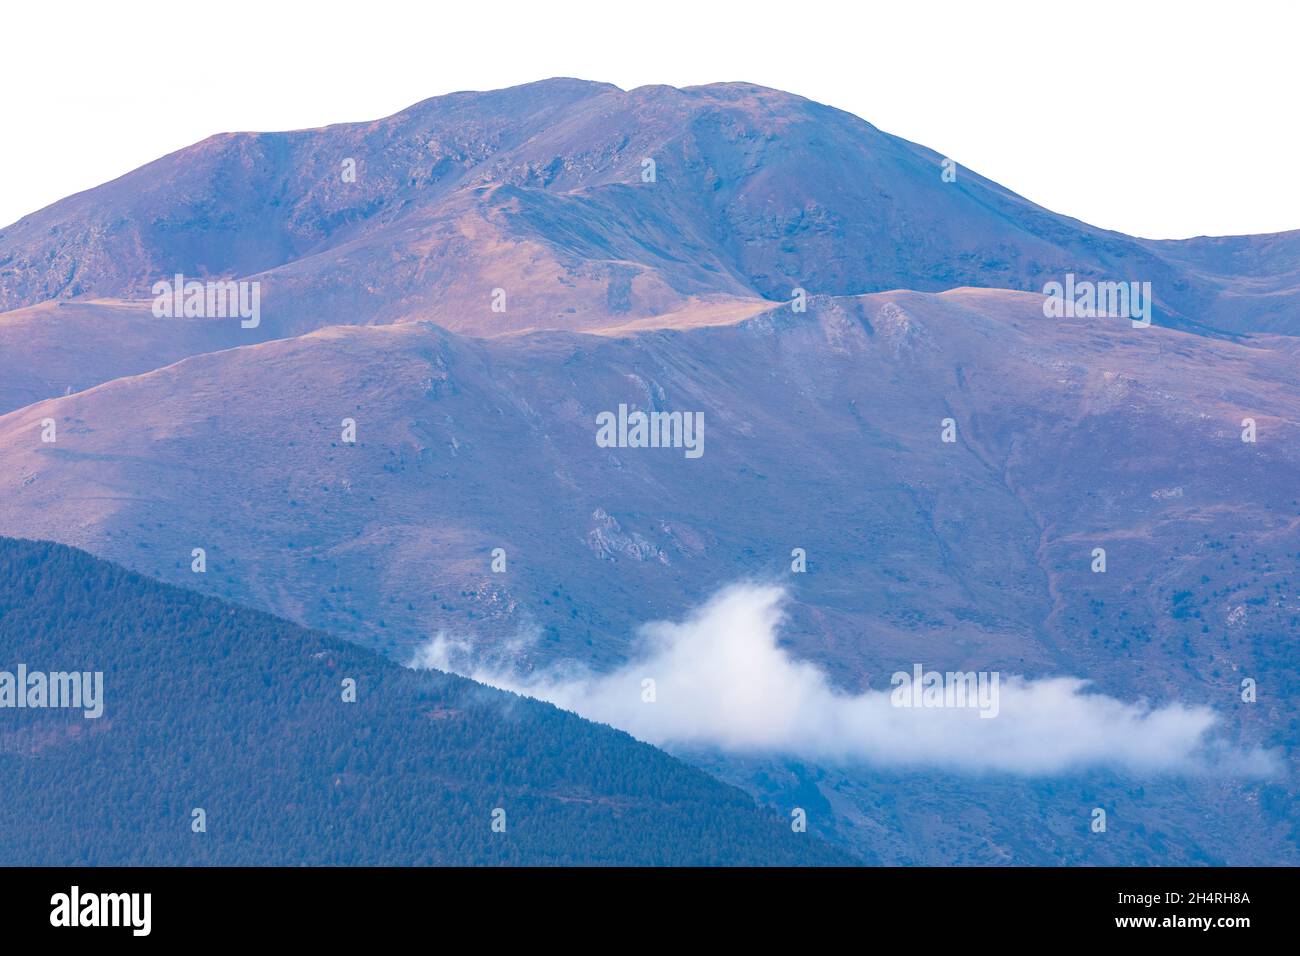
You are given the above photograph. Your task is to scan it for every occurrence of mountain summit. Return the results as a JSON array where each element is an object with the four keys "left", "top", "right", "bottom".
[
  {"left": 0, "top": 78, "right": 1295, "bottom": 866},
  {"left": 2, "top": 78, "right": 1296, "bottom": 349}
]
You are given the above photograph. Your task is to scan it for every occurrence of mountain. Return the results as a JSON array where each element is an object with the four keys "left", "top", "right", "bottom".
[
  {"left": 2, "top": 80, "right": 1299, "bottom": 414},
  {"left": 0, "top": 297, "right": 247, "bottom": 414},
  {"left": 0, "top": 78, "right": 1295, "bottom": 866},
  {"left": 3, "top": 289, "right": 1296, "bottom": 676},
  {"left": 0, "top": 536, "right": 851, "bottom": 865},
  {"left": 2, "top": 287, "right": 1295, "bottom": 863}
]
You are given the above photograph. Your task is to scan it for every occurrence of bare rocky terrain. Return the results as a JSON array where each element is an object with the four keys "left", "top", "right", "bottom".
[{"left": 1, "top": 78, "right": 1296, "bottom": 864}]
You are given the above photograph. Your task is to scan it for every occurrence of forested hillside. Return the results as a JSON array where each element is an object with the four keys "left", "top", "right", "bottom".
[{"left": 0, "top": 537, "right": 851, "bottom": 865}]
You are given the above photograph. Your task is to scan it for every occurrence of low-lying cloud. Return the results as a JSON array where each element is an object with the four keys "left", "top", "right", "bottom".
[{"left": 411, "top": 583, "right": 1274, "bottom": 776}]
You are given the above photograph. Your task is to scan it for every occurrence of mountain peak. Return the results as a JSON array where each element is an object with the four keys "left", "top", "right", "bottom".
[{"left": 0, "top": 75, "right": 1295, "bottom": 338}]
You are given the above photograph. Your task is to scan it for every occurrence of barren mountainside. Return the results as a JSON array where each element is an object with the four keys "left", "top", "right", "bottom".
[{"left": 0, "top": 78, "right": 1296, "bottom": 865}]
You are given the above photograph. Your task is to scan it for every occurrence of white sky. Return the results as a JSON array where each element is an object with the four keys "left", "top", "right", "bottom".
[{"left": 2, "top": 0, "right": 1296, "bottom": 239}]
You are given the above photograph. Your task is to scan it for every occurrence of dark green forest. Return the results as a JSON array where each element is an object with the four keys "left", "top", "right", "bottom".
[{"left": 0, "top": 537, "right": 852, "bottom": 865}]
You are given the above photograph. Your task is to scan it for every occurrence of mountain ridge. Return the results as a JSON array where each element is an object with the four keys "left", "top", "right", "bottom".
[
  {"left": 0, "top": 77, "right": 1295, "bottom": 866},
  {"left": 3, "top": 77, "right": 1296, "bottom": 340},
  {"left": 0, "top": 534, "right": 853, "bottom": 865}
]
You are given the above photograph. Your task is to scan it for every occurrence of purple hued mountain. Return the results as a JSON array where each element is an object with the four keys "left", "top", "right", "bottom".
[{"left": 1, "top": 79, "right": 1296, "bottom": 865}]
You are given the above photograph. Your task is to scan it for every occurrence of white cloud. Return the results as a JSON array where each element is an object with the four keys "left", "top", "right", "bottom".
[{"left": 411, "top": 582, "right": 1276, "bottom": 776}]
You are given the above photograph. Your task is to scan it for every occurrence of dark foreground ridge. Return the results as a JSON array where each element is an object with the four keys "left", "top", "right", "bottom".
[{"left": 0, "top": 536, "right": 852, "bottom": 865}]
